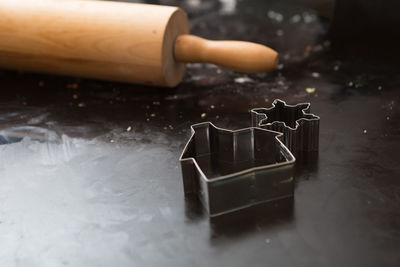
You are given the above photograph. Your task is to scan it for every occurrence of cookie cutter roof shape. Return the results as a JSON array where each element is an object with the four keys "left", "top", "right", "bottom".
[
  {"left": 179, "top": 122, "right": 295, "bottom": 217},
  {"left": 251, "top": 99, "right": 320, "bottom": 158}
]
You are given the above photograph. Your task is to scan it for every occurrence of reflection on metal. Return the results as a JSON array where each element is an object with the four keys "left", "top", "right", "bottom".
[
  {"left": 179, "top": 122, "right": 295, "bottom": 216},
  {"left": 251, "top": 99, "right": 320, "bottom": 160}
]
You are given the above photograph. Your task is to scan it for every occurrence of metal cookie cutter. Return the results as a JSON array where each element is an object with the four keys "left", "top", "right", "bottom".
[
  {"left": 251, "top": 99, "right": 320, "bottom": 159},
  {"left": 179, "top": 122, "right": 295, "bottom": 216}
]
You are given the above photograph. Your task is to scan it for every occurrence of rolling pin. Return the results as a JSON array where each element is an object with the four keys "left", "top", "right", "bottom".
[{"left": 0, "top": 0, "right": 278, "bottom": 87}]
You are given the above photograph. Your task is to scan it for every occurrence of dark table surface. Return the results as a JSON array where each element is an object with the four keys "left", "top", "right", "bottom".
[{"left": 1, "top": 0, "right": 399, "bottom": 266}]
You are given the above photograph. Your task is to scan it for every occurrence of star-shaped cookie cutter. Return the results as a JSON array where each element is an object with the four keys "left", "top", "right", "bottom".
[
  {"left": 179, "top": 122, "right": 295, "bottom": 216},
  {"left": 251, "top": 99, "right": 320, "bottom": 159}
]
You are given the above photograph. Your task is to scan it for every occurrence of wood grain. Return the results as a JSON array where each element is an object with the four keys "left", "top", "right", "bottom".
[
  {"left": 0, "top": 0, "right": 278, "bottom": 87},
  {"left": 174, "top": 35, "right": 278, "bottom": 72},
  {"left": 0, "top": 0, "right": 189, "bottom": 87}
]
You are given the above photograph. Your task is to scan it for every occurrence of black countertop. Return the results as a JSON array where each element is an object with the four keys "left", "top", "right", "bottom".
[{"left": 0, "top": 0, "right": 399, "bottom": 266}]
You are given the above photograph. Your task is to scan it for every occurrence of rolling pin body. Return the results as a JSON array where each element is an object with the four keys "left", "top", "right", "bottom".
[
  {"left": 0, "top": 0, "right": 278, "bottom": 87},
  {"left": 0, "top": 0, "right": 188, "bottom": 86}
]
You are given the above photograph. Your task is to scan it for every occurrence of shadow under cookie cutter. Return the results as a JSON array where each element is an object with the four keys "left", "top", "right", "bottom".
[
  {"left": 179, "top": 122, "right": 295, "bottom": 217},
  {"left": 251, "top": 99, "right": 320, "bottom": 160}
]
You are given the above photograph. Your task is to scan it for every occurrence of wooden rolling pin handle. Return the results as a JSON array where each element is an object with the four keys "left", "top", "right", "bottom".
[{"left": 174, "top": 35, "right": 279, "bottom": 72}]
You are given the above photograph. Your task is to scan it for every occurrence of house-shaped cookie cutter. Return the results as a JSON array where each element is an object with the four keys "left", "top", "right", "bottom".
[
  {"left": 251, "top": 99, "right": 320, "bottom": 159},
  {"left": 179, "top": 122, "right": 295, "bottom": 216}
]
